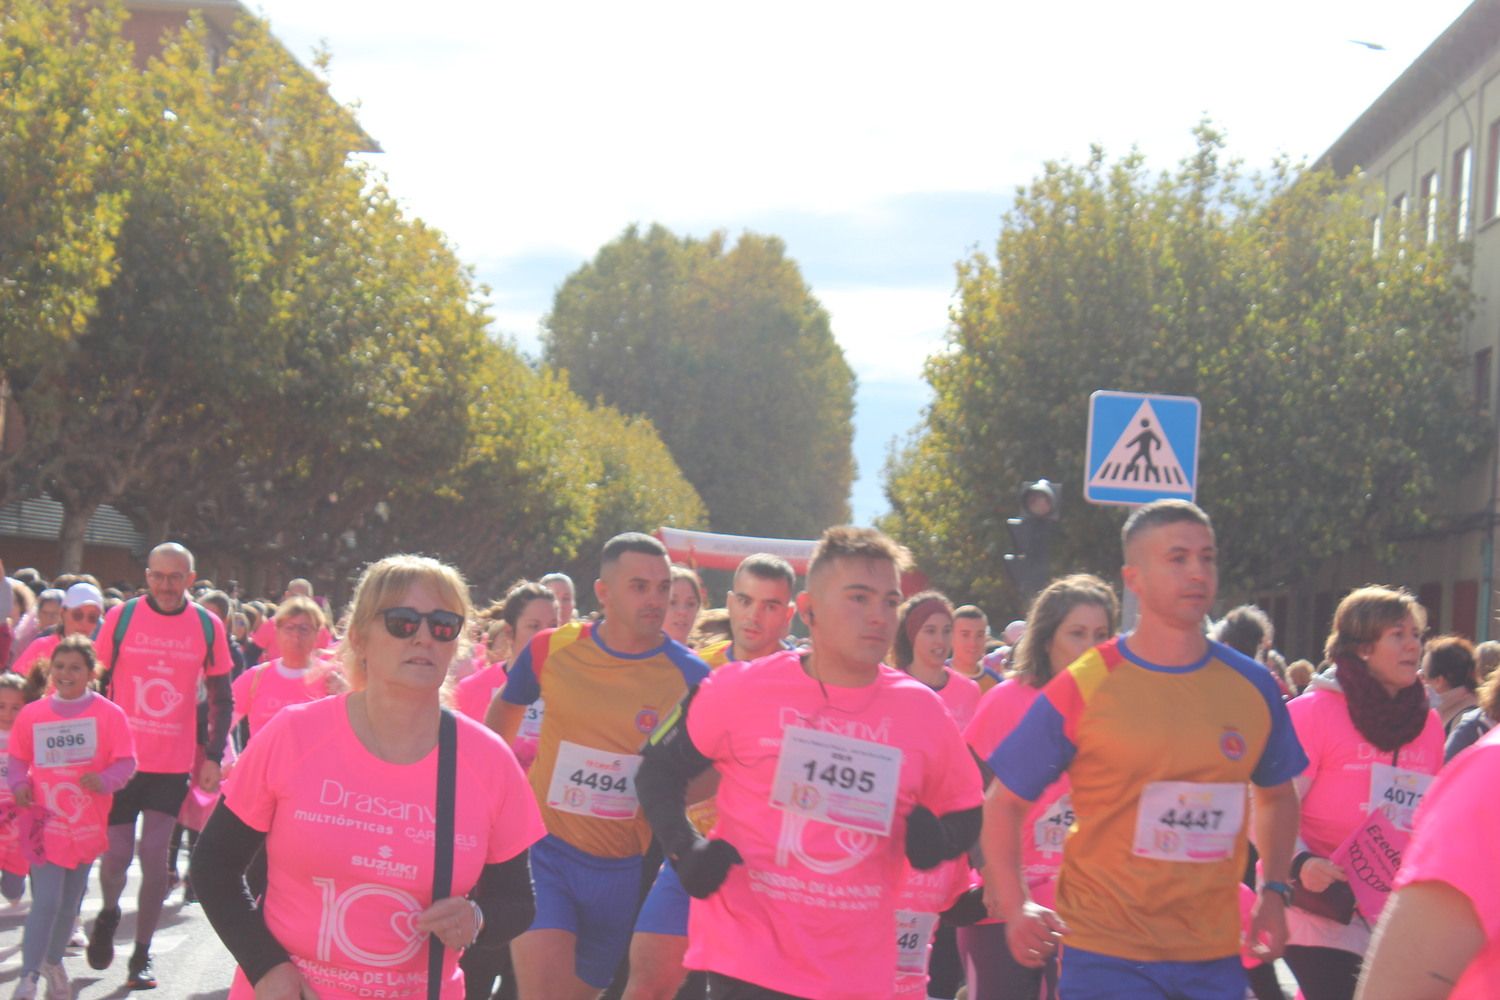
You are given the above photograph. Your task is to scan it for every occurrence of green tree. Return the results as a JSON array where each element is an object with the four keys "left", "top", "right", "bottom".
[
  {"left": 543, "top": 224, "right": 856, "bottom": 538},
  {"left": 883, "top": 126, "right": 1486, "bottom": 615}
]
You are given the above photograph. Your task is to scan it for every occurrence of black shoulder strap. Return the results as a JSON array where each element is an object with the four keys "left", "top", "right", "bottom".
[{"left": 428, "top": 709, "right": 458, "bottom": 1000}]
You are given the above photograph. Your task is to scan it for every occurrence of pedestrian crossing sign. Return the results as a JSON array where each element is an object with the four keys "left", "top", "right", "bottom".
[{"left": 1084, "top": 390, "right": 1200, "bottom": 506}]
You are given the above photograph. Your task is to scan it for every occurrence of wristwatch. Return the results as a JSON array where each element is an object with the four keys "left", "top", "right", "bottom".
[{"left": 1260, "top": 880, "right": 1294, "bottom": 906}]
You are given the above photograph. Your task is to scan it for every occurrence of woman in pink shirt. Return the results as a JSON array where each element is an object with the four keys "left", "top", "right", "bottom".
[
  {"left": 1355, "top": 726, "right": 1500, "bottom": 1000},
  {"left": 455, "top": 581, "right": 557, "bottom": 725},
  {"left": 894, "top": 592, "right": 981, "bottom": 731},
  {"left": 191, "top": 555, "right": 546, "bottom": 1000},
  {"left": 1285, "top": 586, "right": 1444, "bottom": 1000},
  {"left": 962, "top": 573, "right": 1117, "bottom": 1000},
  {"left": 230, "top": 595, "right": 344, "bottom": 747}
]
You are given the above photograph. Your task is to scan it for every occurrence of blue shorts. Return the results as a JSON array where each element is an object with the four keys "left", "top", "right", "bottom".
[
  {"left": 527, "top": 834, "right": 644, "bottom": 988},
  {"left": 1060, "top": 945, "right": 1245, "bottom": 1000},
  {"left": 634, "top": 861, "right": 690, "bottom": 937}
]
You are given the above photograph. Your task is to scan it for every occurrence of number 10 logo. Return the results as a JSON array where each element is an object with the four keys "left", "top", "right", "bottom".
[{"left": 313, "top": 878, "right": 425, "bottom": 967}]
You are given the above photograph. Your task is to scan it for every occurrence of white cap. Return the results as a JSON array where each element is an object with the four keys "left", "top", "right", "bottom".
[{"left": 62, "top": 583, "right": 104, "bottom": 610}]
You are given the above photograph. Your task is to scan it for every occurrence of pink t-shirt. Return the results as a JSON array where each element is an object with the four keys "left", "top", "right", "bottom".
[
  {"left": 1289, "top": 687, "right": 1444, "bottom": 856},
  {"left": 94, "top": 599, "right": 232, "bottom": 773},
  {"left": 893, "top": 858, "right": 975, "bottom": 996},
  {"left": 223, "top": 695, "right": 545, "bottom": 1000},
  {"left": 932, "top": 668, "right": 982, "bottom": 731},
  {"left": 964, "top": 679, "right": 1071, "bottom": 905},
  {"left": 684, "top": 650, "right": 983, "bottom": 1000},
  {"left": 454, "top": 663, "right": 506, "bottom": 724},
  {"left": 250, "top": 618, "right": 335, "bottom": 666},
  {"left": 1393, "top": 726, "right": 1500, "bottom": 998},
  {"left": 232, "top": 660, "right": 337, "bottom": 740},
  {"left": 8, "top": 694, "right": 135, "bottom": 869},
  {"left": 0, "top": 729, "right": 24, "bottom": 876},
  {"left": 12, "top": 631, "right": 59, "bottom": 679}
]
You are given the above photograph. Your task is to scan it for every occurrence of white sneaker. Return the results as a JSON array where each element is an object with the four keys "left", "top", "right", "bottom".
[
  {"left": 65, "top": 925, "right": 85, "bottom": 951},
  {"left": 11, "top": 972, "right": 39, "bottom": 1000},
  {"left": 39, "top": 962, "right": 68, "bottom": 1000}
]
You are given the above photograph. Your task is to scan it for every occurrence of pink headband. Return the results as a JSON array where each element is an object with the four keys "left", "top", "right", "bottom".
[{"left": 904, "top": 598, "right": 950, "bottom": 646}]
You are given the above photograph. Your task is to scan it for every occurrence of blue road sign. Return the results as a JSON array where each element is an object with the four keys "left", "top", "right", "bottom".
[{"left": 1084, "top": 391, "right": 1200, "bottom": 506}]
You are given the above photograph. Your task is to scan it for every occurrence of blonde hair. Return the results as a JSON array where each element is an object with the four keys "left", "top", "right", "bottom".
[
  {"left": 274, "top": 594, "right": 326, "bottom": 630},
  {"left": 340, "top": 555, "right": 473, "bottom": 692}
]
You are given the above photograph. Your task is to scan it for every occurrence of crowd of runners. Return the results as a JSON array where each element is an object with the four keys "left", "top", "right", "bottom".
[{"left": 0, "top": 498, "right": 1496, "bottom": 1000}]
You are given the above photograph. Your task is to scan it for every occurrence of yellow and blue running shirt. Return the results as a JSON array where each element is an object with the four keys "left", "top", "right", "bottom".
[
  {"left": 502, "top": 621, "right": 709, "bottom": 859},
  {"left": 989, "top": 636, "right": 1306, "bottom": 963}
]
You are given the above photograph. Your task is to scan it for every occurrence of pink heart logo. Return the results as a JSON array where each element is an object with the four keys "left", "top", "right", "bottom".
[
  {"left": 159, "top": 688, "right": 184, "bottom": 713},
  {"left": 389, "top": 909, "right": 422, "bottom": 944},
  {"left": 48, "top": 784, "right": 91, "bottom": 824},
  {"left": 834, "top": 826, "right": 875, "bottom": 859}
]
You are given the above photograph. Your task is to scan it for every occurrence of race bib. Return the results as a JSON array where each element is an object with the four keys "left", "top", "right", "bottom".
[
  {"left": 545, "top": 740, "right": 641, "bottom": 820},
  {"left": 1368, "top": 763, "right": 1433, "bottom": 833},
  {"left": 895, "top": 909, "right": 939, "bottom": 975},
  {"left": 1131, "top": 781, "right": 1244, "bottom": 863},
  {"left": 1033, "top": 793, "right": 1074, "bottom": 854},
  {"left": 34, "top": 718, "right": 98, "bottom": 769},
  {"left": 518, "top": 700, "right": 544, "bottom": 744},
  {"left": 770, "top": 725, "right": 903, "bottom": 836}
]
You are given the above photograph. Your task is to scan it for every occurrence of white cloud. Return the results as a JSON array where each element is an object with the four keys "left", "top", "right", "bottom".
[{"left": 817, "top": 286, "right": 953, "bottom": 383}]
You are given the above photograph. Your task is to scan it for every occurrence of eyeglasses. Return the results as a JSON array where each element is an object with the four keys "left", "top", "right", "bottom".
[
  {"left": 66, "top": 608, "right": 102, "bottom": 622},
  {"left": 380, "top": 607, "right": 464, "bottom": 643},
  {"left": 146, "top": 570, "right": 188, "bottom": 586},
  {"left": 277, "top": 623, "right": 317, "bottom": 638}
]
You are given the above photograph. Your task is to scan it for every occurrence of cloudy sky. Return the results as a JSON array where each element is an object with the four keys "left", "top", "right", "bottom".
[{"left": 252, "top": 0, "right": 1471, "bottom": 526}]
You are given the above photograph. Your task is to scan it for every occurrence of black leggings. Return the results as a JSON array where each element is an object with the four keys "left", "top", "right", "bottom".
[
  {"left": 955, "top": 922, "right": 1056, "bottom": 1000},
  {"left": 1284, "top": 945, "right": 1361, "bottom": 1000}
]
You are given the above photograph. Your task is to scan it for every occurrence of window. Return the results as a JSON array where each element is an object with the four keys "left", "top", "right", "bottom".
[
  {"left": 1487, "top": 119, "right": 1500, "bottom": 220},
  {"left": 1393, "top": 194, "right": 1408, "bottom": 256},
  {"left": 1420, "top": 171, "right": 1438, "bottom": 244},
  {"left": 1419, "top": 582, "right": 1443, "bottom": 636},
  {"left": 1453, "top": 580, "right": 1479, "bottom": 640},
  {"left": 1454, "top": 145, "right": 1473, "bottom": 239},
  {"left": 1372, "top": 213, "right": 1383, "bottom": 253},
  {"left": 1477, "top": 347, "right": 1493, "bottom": 413}
]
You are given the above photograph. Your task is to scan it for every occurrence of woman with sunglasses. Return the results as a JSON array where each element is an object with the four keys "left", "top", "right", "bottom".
[
  {"left": 13, "top": 584, "right": 105, "bottom": 682},
  {"left": 192, "top": 554, "right": 546, "bottom": 1000}
]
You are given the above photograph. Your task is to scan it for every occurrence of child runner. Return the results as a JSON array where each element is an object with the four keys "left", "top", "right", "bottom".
[{"left": 7, "top": 635, "right": 136, "bottom": 1000}]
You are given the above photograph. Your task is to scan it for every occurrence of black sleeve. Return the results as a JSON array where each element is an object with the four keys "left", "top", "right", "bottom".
[
  {"left": 940, "top": 885, "right": 989, "bottom": 927},
  {"left": 906, "top": 804, "right": 984, "bottom": 869},
  {"left": 468, "top": 852, "right": 535, "bottom": 951},
  {"left": 190, "top": 802, "right": 290, "bottom": 984},
  {"left": 635, "top": 686, "right": 714, "bottom": 860},
  {"left": 204, "top": 672, "right": 233, "bottom": 764}
]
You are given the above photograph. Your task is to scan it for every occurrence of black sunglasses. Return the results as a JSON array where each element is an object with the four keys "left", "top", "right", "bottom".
[{"left": 380, "top": 607, "right": 465, "bottom": 643}]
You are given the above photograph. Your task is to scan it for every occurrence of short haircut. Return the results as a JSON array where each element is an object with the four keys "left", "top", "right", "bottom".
[
  {"left": 274, "top": 594, "right": 326, "bottom": 630},
  {"left": 199, "top": 590, "right": 233, "bottom": 622},
  {"left": 953, "top": 605, "right": 987, "bottom": 623},
  {"left": 1425, "top": 635, "right": 1478, "bottom": 692},
  {"left": 1324, "top": 585, "right": 1426, "bottom": 663},
  {"left": 599, "top": 532, "right": 668, "bottom": 570},
  {"left": 286, "top": 578, "right": 314, "bottom": 596},
  {"left": 1475, "top": 640, "right": 1500, "bottom": 681},
  {"left": 1120, "top": 500, "right": 1212, "bottom": 554},
  {"left": 539, "top": 572, "right": 575, "bottom": 592},
  {"left": 149, "top": 541, "right": 195, "bottom": 571},
  {"left": 1211, "top": 605, "right": 1273, "bottom": 659},
  {"left": 735, "top": 554, "right": 796, "bottom": 594},
  {"left": 806, "top": 526, "right": 912, "bottom": 584}
]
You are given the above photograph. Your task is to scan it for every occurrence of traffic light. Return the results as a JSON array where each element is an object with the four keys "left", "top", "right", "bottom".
[{"left": 1003, "top": 479, "right": 1058, "bottom": 604}]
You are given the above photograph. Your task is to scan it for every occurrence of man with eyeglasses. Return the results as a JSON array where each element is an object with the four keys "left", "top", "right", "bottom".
[
  {"left": 489, "top": 533, "right": 710, "bottom": 1000},
  {"left": 90, "top": 542, "right": 233, "bottom": 991}
]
